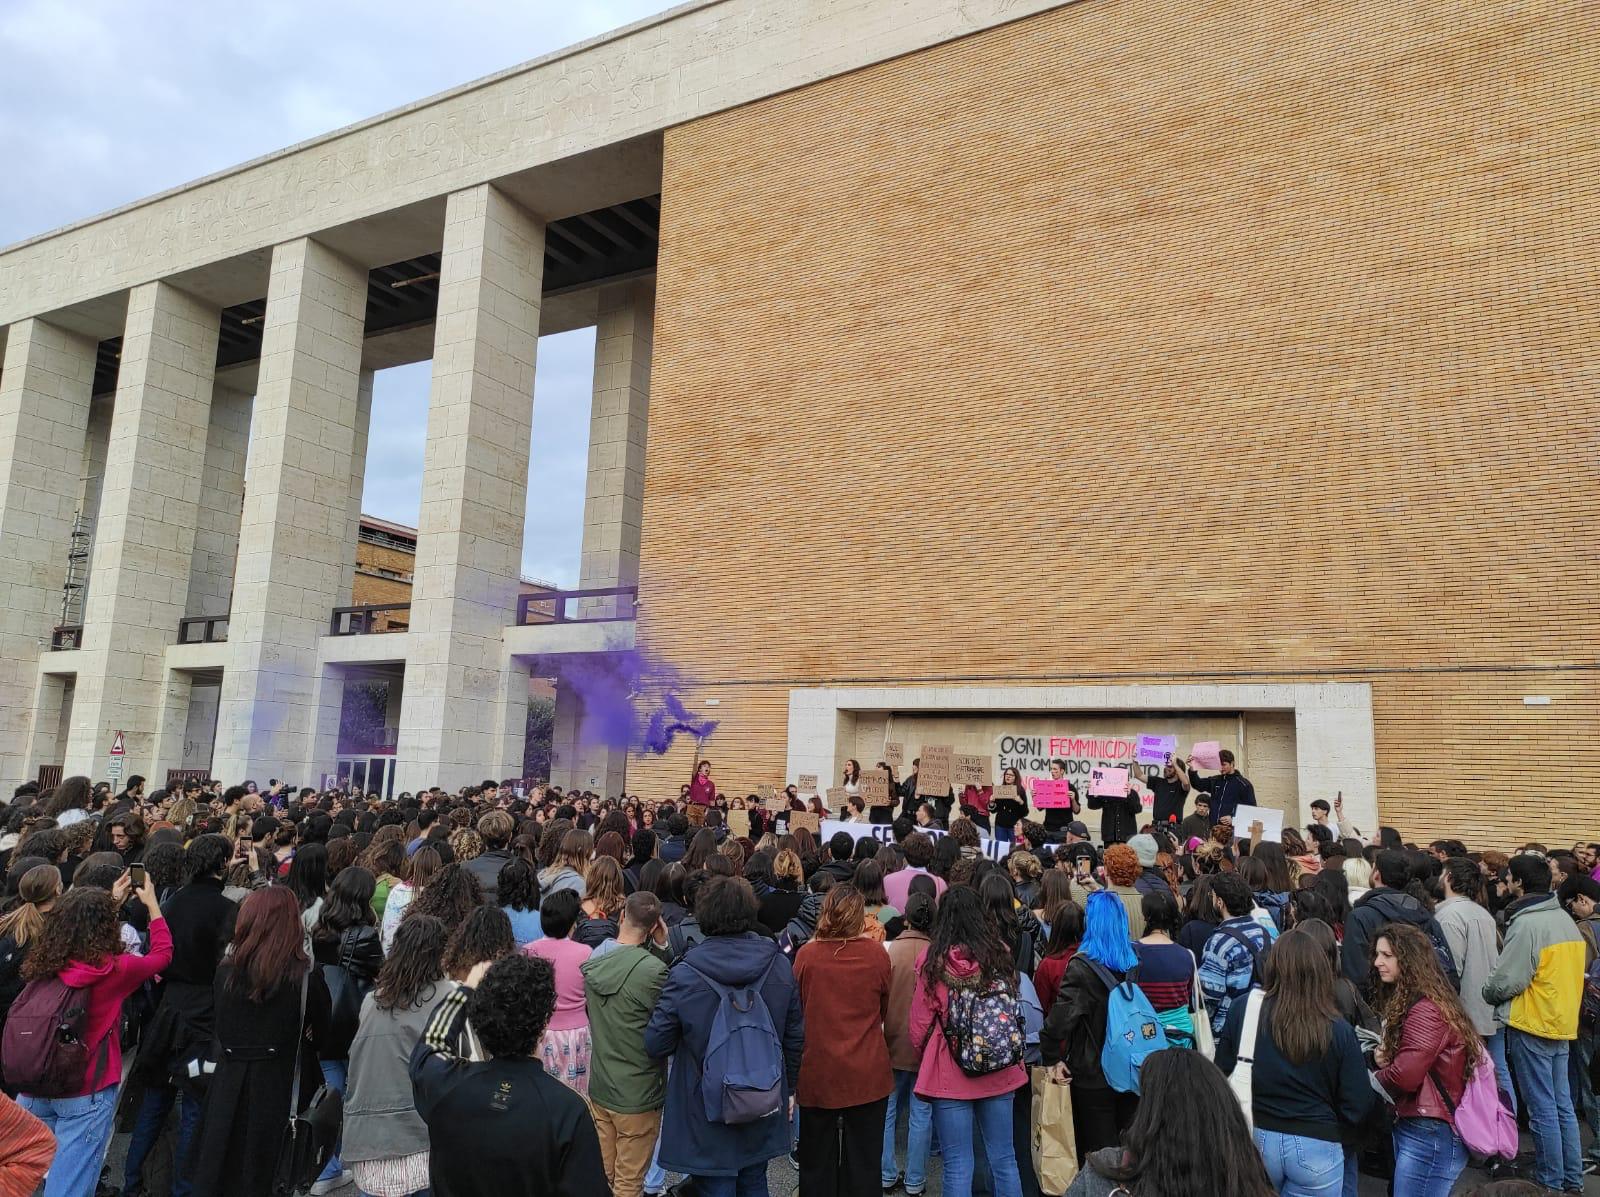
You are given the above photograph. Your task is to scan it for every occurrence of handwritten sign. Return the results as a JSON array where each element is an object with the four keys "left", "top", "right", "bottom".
[
  {"left": 1031, "top": 778, "right": 1075, "bottom": 809},
  {"left": 797, "top": 773, "right": 818, "bottom": 794},
  {"left": 825, "top": 786, "right": 850, "bottom": 813},
  {"left": 861, "top": 770, "right": 891, "bottom": 806},
  {"left": 1089, "top": 766, "right": 1129, "bottom": 798},
  {"left": 1231, "top": 804, "right": 1284, "bottom": 843},
  {"left": 1135, "top": 735, "right": 1177, "bottom": 767},
  {"left": 884, "top": 742, "right": 905, "bottom": 769},
  {"left": 726, "top": 809, "right": 751, "bottom": 840},
  {"left": 755, "top": 784, "right": 777, "bottom": 804},
  {"left": 918, "top": 745, "right": 953, "bottom": 797},
  {"left": 952, "top": 754, "right": 988, "bottom": 788},
  {"left": 789, "top": 811, "right": 820, "bottom": 835},
  {"left": 1190, "top": 741, "right": 1222, "bottom": 770}
]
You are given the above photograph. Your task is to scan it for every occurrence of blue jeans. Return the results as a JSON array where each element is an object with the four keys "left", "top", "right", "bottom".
[
  {"left": 20, "top": 1085, "right": 121, "bottom": 1197},
  {"left": 123, "top": 1085, "right": 203, "bottom": 1197},
  {"left": 1252, "top": 1128, "right": 1343, "bottom": 1197},
  {"left": 1485, "top": 1026, "right": 1517, "bottom": 1116},
  {"left": 1507, "top": 1027, "right": 1583, "bottom": 1190},
  {"left": 930, "top": 1094, "right": 1022, "bottom": 1197},
  {"left": 317, "top": 1058, "right": 349, "bottom": 1182},
  {"left": 881, "top": 1069, "right": 932, "bottom": 1191},
  {"left": 693, "top": 1161, "right": 768, "bottom": 1197},
  {"left": 1391, "top": 1116, "right": 1466, "bottom": 1197},
  {"left": 1340, "top": 1146, "right": 1358, "bottom": 1197}
]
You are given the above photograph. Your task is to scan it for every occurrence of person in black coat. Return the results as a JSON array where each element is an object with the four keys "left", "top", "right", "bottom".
[
  {"left": 1087, "top": 777, "right": 1143, "bottom": 846},
  {"left": 190, "top": 888, "right": 332, "bottom": 1197}
]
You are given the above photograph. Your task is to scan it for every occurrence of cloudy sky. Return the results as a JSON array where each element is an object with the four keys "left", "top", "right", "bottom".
[{"left": 0, "top": 0, "right": 675, "bottom": 586}]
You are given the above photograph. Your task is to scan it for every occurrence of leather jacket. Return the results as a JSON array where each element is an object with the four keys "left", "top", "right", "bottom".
[{"left": 1376, "top": 996, "right": 1467, "bottom": 1122}]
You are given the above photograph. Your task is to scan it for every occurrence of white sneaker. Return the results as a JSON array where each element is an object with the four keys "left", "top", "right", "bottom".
[{"left": 309, "top": 1171, "right": 353, "bottom": 1195}]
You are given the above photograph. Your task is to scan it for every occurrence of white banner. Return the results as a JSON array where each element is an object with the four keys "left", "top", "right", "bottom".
[{"left": 817, "top": 818, "right": 1011, "bottom": 862}]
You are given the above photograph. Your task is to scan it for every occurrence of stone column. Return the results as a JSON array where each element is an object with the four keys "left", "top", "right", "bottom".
[
  {"left": 64, "top": 281, "right": 220, "bottom": 778},
  {"left": 395, "top": 184, "right": 544, "bottom": 793},
  {"left": 338, "top": 369, "right": 375, "bottom": 605},
  {"left": 149, "top": 671, "right": 193, "bottom": 782},
  {"left": 214, "top": 238, "right": 368, "bottom": 784},
  {"left": 185, "top": 384, "right": 252, "bottom": 617},
  {"left": 0, "top": 318, "right": 97, "bottom": 792}
]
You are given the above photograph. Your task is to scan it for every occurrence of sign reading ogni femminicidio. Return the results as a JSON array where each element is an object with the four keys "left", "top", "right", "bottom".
[{"left": 995, "top": 734, "right": 1138, "bottom": 795}]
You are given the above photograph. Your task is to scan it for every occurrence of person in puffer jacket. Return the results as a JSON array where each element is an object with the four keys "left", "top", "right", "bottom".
[{"left": 1481, "top": 854, "right": 1586, "bottom": 1192}]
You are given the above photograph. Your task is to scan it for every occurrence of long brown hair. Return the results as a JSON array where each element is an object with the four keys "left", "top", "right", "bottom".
[
  {"left": 815, "top": 883, "right": 866, "bottom": 941},
  {"left": 1373, "top": 922, "right": 1483, "bottom": 1069},
  {"left": 20, "top": 884, "right": 115, "bottom": 980},
  {"left": 0, "top": 865, "right": 61, "bottom": 948},
  {"left": 228, "top": 887, "right": 311, "bottom": 1002},
  {"left": 583, "top": 857, "right": 625, "bottom": 918},
  {"left": 374, "top": 914, "right": 448, "bottom": 1012},
  {"left": 1261, "top": 928, "right": 1338, "bottom": 1064}
]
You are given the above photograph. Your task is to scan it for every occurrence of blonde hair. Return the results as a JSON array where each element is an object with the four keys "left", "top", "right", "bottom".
[
  {"left": 0, "top": 865, "right": 61, "bottom": 947},
  {"left": 773, "top": 849, "right": 804, "bottom": 886},
  {"left": 1343, "top": 856, "right": 1373, "bottom": 889}
]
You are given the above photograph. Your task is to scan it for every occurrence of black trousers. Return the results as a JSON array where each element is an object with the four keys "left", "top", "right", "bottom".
[
  {"left": 1070, "top": 1084, "right": 1139, "bottom": 1162},
  {"left": 799, "top": 1098, "right": 889, "bottom": 1197}
]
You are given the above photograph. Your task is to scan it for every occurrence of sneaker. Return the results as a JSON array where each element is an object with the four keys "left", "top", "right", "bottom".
[
  {"left": 1584, "top": 1159, "right": 1600, "bottom": 1175},
  {"left": 309, "top": 1172, "right": 353, "bottom": 1196},
  {"left": 789, "top": 1150, "right": 800, "bottom": 1170},
  {"left": 883, "top": 1173, "right": 903, "bottom": 1193}
]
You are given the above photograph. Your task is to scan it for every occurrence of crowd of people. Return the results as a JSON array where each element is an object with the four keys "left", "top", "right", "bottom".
[{"left": 0, "top": 763, "right": 1595, "bottom": 1197}]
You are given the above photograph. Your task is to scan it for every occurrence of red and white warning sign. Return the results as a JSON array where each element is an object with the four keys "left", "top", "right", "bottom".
[{"left": 107, "top": 730, "right": 126, "bottom": 778}]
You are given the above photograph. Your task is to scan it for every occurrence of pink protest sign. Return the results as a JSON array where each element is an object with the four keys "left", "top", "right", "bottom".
[
  {"left": 1135, "top": 735, "right": 1177, "bottom": 767},
  {"left": 1089, "top": 766, "right": 1128, "bottom": 798},
  {"left": 1031, "top": 778, "right": 1075, "bottom": 809},
  {"left": 1190, "top": 741, "right": 1223, "bottom": 770}
]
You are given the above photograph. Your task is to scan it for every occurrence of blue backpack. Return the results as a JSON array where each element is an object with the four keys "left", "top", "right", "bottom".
[
  {"left": 1085, "top": 960, "right": 1169, "bottom": 1094},
  {"left": 686, "top": 956, "right": 786, "bottom": 1125}
]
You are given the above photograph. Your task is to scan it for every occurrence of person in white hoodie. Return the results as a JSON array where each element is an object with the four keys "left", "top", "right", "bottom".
[{"left": 1434, "top": 856, "right": 1512, "bottom": 1113}]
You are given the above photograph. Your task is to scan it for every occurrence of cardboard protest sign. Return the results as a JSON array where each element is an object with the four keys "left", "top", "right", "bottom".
[
  {"left": 755, "top": 784, "right": 777, "bottom": 803},
  {"left": 884, "top": 742, "right": 905, "bottom": 769},
  {"left": 1135, "top": 735, "right": 1178, "bottom": 767},
  {"left": 917, "top": 745, "right": 953, "bottom": 797},
  {"left": 825, "top": 786, "right": 850, "bottom": 812},
  {"left": 1031, "top": 778, "right": 1075, "bottom": 809},
  {"left": 726, "top": 809, "right": 751, "bottom": 840},
  {"left": 1190, "top": 741, "right": 1223, "bottom": 770},
  {"left": 1231, "top": 804, "right": 1284, "bottom": 843},
  {"left": 797, "top": 773, "right": 818, "bottom": 794},
  {"left": 860, "top": 770, "right": 891, "bottom": 806},
  {"left": 789, "top": 811, "right": 820, "bottom": 835},
  {"left": 1088, "top": 766, "right": 1129, "bottom": 798},
  {"left": 952, "top": 754, "right": 989, "bottom": 788}
]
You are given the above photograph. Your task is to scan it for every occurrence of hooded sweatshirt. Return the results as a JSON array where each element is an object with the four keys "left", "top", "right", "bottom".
[
  {"left": 582, "top": 942, "right": 668, "bottom": 1113},
  {"left": 55, "top": 918, "right": 173, "bottom": 1096},
  {"left": 1342, "top": 887, "right": 1447, "bottom": 997},
  {"left": 907, "top": 946, "right": 1027, "bottom": 1100},
  {"left": 1481, "top": 890, "right": 1585, "bottom": 1040}
]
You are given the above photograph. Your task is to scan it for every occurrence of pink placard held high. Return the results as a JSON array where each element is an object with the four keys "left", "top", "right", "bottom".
[
  {"left": 1031, "top": 778, "right": 1074, "bottom": 809},
  {"left": 1088, "top": 766, "right": 1128, "bottom": 798},
  {"left": 1190, "top": 741, "right": 1223, "bottom": 770}
]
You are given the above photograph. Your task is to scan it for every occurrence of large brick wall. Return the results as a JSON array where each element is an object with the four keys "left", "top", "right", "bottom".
[{"left": 629, "top": 0, "right": 1598, "bottom": 846}]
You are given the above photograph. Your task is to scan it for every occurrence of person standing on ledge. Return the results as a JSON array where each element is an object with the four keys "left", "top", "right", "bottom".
[
  {"left": 687, "top": 760, "right": 716, "bottom": 829},
  {"left": 1185, "top": 750, "right": 1254, "bottom": 824}
]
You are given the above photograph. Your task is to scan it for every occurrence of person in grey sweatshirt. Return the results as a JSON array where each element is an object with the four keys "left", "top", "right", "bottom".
[{"left": 1435, "top": 856, "right": 1514, "bottom": 1112}]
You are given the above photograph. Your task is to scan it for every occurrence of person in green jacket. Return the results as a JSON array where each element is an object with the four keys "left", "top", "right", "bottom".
[{"left": 582, "top": 890, "right": 671, "bottom": 1197}]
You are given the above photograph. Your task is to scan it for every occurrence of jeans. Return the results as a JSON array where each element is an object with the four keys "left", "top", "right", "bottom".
[
  {"left": 993, "top": 825, "right": 1013, "bottom": 844},
  {"left": 1340, "top": 1145, "right": 1358, "bottom": 1197},
  {"left": 1507, "top": 1027, "right": 1583, "bottom": 1190},
  {"left": 693, "top": 1161, "right": 768, "bottom": 1197},
  {"left": 1484, "top": 1026, "right": 1517, "bottom": 1116},
  {"left": 930, "top": 1094, "right": 1022, "bottom": 1197},
  {"left": 317, "top": 1058, "right": 349, "bottom": 1182},
  {"left": 123, "top": 1084, "right": 203, "bottom": 1197},
  {"left": 1391, "top": 1116, "right": 1466, "bottom": 1197},
  {"left": 1252, "top": 1128, "right": 1343, "bottom": 1197},
  {"left": 20, "top": 1085, "right": 121, "bottom": 1197},
  {"left": 643, "top": 1126, "right": 667, "bottom": 1194},
  {"left": 881, "top": 1069, "right": 932, "bottom": 1192},
  {"left": 1570, "top": 1028, "right": 1600, "bottom": 1163}
]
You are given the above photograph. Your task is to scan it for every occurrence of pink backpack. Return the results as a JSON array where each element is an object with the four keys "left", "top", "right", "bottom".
[{"left": 1431, "top": 1055, "right": 1517, "bottom": 1160}]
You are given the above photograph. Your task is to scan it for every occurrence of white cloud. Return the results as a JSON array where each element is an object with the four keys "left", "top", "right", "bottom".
[{"left": 0, "top": 1, "right": 672, "bottom": 589}]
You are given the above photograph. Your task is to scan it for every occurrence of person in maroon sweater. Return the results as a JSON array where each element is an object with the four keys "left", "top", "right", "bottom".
[
  {"left": 686, "top": 761, "right": 716, "bottom": 828},
  {"left": 16, "top": 874, "right": 172, "bottom": 1197},
  {"left": 792, "top": 884, "right": 893, "bottom": 1197}
]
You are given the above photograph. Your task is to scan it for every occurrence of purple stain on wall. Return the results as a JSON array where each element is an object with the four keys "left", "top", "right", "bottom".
[{"left": 528, "top": 648, "right": 718, "bottom": 756}]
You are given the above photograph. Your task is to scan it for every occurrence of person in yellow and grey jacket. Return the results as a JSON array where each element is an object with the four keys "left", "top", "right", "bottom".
[{"left": 1481, "top": 854, "right": 1586, "bottom": 1192}]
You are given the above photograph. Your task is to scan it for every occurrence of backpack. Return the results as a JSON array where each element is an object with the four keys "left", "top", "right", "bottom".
[
  {"left": 1431, "top": 1056, "right": 1517, "bottom": 1160},
  {"left": 1, "top": 976, "right": 110, "bottom": 1097},
  {"left": 1085, "top": 960, "right": 1169, "bottom": 1094},
  {"left": 938, "top": 974, "right": 1024, "bottom": 1078},
  {"left": 1423, "top": 922, "right": 1461, "bottom": 992},
  {"left": 1581, "top": 954, "right": 1600, "bottom": 1032},
  {"left": 1215, "top": 925, "right": 1266, "bottom": 987},
  {"left": 685, "top": 956, "right": 786, "bottom": 1125}
]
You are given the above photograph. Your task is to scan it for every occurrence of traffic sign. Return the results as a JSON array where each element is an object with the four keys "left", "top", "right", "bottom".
[{"left": 110, "top": 731, "right": 126, "bottom": 756}]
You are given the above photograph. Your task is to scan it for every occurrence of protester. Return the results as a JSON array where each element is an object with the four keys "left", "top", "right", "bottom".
[
  {"left": 538, "top": 829, "right": 591, "bottom": 899},
  {"left": 758, "top": 848, "right": 807, "bottom": 934},
  {"left": 1185, "top": 749, "right": 1255, "bottom": 822},
  {"left": 410, "top": 955, "right": 606, "bottom": 1196},
  {"left": 884, "top": 832, "right": 946, "bottom": 909},
  {"left": 793, "top": 884, "right": 893, "bottom": 1197},
  {"left": 1435, "top": 856, "right": 1513, "bottom": 1111},
  {"left": 497, "top": 856, "right": 543, "bottom": 948},
  {"left": 1132, "top": 889, "right": 1197, "bottom": 1047},
  {"left": 0, "top": 864, "right": 60, "bottom": 1038},
  {"left": 645, "top": 875, "right": 804, "bottom": 1196},
  {"left": 1341, "top": 849, "right": 1449, "bottom": 996},
  {"left": 343, "top": 914, "right": 450, "bottom": 1197},
  {"left": 1481, "top": 852, "right": 1585, "bottom": 1192},
  {"left": 0, "top": 1088, "right": 54, "bottom": 1195},
  {"left": 523, "top": 888, "right": 593, "bottom": 1095},
  {"left": 1197, "top": 872, "right": 1271, "bottom": 1036},
  {"left": 883, "top": 890, "right": 935, "bottom": 1196},
  {"left": 1560, "top": 872, "right": 1600, "bottom": 1172},
  {"left": 9, "top": 874, "right": 169, "bottom": 1197},
  {"left": 1031, "top": 898, "right": 1082, "bottom": 1018},
  {"left": 463, "top": 810, "right": 516, "bottom": 904},
  {"left": 1100, "top": 844, "right": 1146, "bottom": 938},
  {"left": 190, "top": 887, "right": 330, "bottom": 1197},
  {"left": 687, "top": 761, "right": 716, "bottom": 827},
  {"left": 576, "top": 855, "right": 626, "bottom": 948}
]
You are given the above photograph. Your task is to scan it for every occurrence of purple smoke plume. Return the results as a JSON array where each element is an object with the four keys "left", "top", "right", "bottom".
[{"left": 528, "top": 647, "right": 718, "bottom": 756}]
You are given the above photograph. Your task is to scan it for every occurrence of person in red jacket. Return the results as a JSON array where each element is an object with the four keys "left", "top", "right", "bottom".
[
  {"left": 1372, "top": 922, "right": 1480, "bottom": 1197},
  {"left": 16, "top": 874, "right": 171, "bottom": 1197},
  {"left": 686, "top": 761, "right": 716, "bottom": 828}
]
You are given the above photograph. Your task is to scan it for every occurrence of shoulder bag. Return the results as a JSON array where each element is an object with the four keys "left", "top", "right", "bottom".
[{"left": 270, "top": 969, "right": 345, "bottom": 1197}]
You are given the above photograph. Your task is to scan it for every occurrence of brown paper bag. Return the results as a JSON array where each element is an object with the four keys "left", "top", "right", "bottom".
[{"left": 1031, "top": 1067, "right": 1078, "bottom": 1193}]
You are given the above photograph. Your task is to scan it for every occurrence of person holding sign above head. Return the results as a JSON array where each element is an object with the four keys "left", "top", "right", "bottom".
[
  {"left": 1185, "top": 749, "right": 1254, "bottom": 824},
  {"left": 1142, "top": 756, "right": 1191, "bottom": 830}
]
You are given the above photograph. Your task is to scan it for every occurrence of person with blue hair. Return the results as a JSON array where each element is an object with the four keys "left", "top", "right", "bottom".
[{"left": 1041, "top": 889, "right": 1140, "bottom": 1161}]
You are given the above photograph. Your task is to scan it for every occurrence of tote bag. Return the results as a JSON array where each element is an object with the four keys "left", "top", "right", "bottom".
[
  {"left": 1030, "top": 1067, "right": 1078, "bottom": 1193},
  {"left": 1226, "top": 989, "right": 1264, "bottom": 1130}
]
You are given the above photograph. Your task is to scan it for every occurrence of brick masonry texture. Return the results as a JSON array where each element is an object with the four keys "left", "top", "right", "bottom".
[{"left": 628, "top": 0, "right": 1599, "bottom": 845}]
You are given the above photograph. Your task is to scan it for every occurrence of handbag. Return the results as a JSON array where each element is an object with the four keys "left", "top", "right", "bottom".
[
  {"left": 271, "top": 969, "right": 345, "bottom": 1197},
  {"left": 1189, "top": 964, "right": 1215, "bottom": 1060},
  {"left": 1030, "top": 1066, "right": 1079, "bottom": 1193},
  {"left": 1226, "top": 988, "right": 1264, "bottom": 1130}
]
